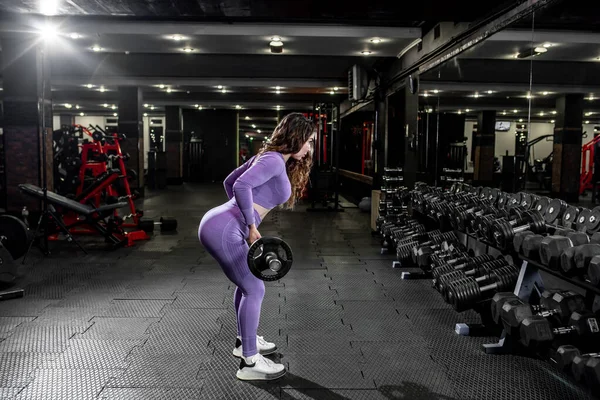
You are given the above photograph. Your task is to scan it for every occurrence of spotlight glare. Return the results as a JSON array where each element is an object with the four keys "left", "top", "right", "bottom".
[
  {"left": 91, "top": 45, "right": 102, "bottom": 52},
  {"left": 69, "top": 33, "right": 81, "bottom": 39},
  {"left": 40, "top": 0, "right": 59, "bottom": 15},
  {"left": 361, "top": 50, "right": 372, "bottom": 55},
  {"left": 370, "top": 38, "right": 382, "bottom": 43}
]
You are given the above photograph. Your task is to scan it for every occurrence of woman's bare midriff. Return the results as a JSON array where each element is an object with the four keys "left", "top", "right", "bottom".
[{"left": 253, "top": 203, "right": 271, "bottom": 222}]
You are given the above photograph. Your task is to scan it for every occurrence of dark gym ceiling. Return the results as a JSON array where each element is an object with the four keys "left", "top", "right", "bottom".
[{"left": 0, "top": 0, "right": 598, "bottom": 128}]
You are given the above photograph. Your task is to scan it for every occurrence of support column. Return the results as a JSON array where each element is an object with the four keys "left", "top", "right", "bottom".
[
  {"left": 552, "top": 94, "right": 583, "bottom": 202},
  {"left": 165, "top": 106, "right": 183, "bottom": 185},
  {"left": 373, "top": 89, "right": 388, "bottom": 189},
  {"left": 1, "top": 33, "right": 53, "bottom": 213},
  {"left": 403, "top": 76, "right": 419, "bottom": 189},
  {"left": 473, "top": 110, "right": 496, "bottom": 186},
  {"left": 117, "top": 87, "right": 144, "bottom": 196}
]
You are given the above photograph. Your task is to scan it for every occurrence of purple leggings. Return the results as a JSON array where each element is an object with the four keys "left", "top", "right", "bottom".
[{"left": 198, "top": 199, "right": 264, "bottom": 357}]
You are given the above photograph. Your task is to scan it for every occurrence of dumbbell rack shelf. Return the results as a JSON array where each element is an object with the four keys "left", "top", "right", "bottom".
[{"left": 457, "top": 252, "right": 600, "bottom": 355}]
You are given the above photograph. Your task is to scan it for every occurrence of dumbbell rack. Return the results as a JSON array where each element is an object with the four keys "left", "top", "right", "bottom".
[{"left": 474, "top": 255, "right": 600, "bottom": 355}]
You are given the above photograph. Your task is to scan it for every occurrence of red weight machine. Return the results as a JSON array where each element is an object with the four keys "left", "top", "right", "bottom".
[{"left": 580, "top": 134, "right": 600, "bottom": 195}]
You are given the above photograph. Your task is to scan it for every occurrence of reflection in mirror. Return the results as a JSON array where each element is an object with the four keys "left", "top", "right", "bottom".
[{"left": 418, "top": 13, "right": 545, "bottom": 194}]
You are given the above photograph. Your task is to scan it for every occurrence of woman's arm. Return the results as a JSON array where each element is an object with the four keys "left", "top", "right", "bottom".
[
  {"left": 232, "top": 153, "right": 284, "bottom": 227},
  {"left": 223, "top": 156, "right": 255, "bottom": 199}
]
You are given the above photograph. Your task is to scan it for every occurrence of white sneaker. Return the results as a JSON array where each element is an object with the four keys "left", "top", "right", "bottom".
[
  {"left": 236, "top": 353, "right": 286, "bottom": 381},
  {"left": 232, "top": 335, "right": 277, "bottom": 358}
]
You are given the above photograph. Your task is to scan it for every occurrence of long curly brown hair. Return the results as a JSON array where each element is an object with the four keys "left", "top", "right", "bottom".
[{"left": 257, "top": 112, "right": 316, "bottom": 209}]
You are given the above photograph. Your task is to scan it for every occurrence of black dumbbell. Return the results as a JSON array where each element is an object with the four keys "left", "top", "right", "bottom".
[
  {"left": 519, "top": 310, "right": 600, "bottom": 348},
  {"left": 554, "top": 345, "right": 600, "bottom": 374},
  {"left": 561, "top": 243, "right": 600, "bottom": 277},
  {"left": 437, "top": 259, "right": 509, "bottom": 301},
  {"left": 497, "top": 290, "right": 585, "bottom": 333},
  {"left": 491, "top": 210, "right": 547, "bottom": 251},
  {"left": 446, "top": 264, "right": 520, "bottom": 312},
  {"left": 432, "top": 254, "right": 496, "bottom": 289},
  {"left": 539, "top": 233, "right": 591, "bottom": 270}
]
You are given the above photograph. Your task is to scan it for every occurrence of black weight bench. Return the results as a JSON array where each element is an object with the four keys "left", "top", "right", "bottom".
[{"left": 18, "top": 184, "right": 128, "bottom": 251}]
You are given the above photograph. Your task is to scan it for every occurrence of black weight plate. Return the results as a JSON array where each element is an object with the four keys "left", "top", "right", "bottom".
[
  {"left": 507, "top": 193, "right": 521, "bottom": 207},
  {"left": 561, "top": 206, "right": 579, "bottom": 229},
  {"left": 138, "top": 217, "right": 155, "bottom": 233},
  {"left": 247, "top": 236, "right": 293, "bottom": 281},
  {"left": 520, "top": 192, "right": 533, "bottom": 209},
  {"left": 489, "top": 188, "right": 500, "bottom": 203},
  {"left": 587, "top": 207, "right": 600, "bottom": 234},
  {"left": 545, "top": 198, "right": 567, "bottom": 225},
  {"left": 159, "top": 216, "right": 178, "bottom": 232},
  {"left": 481, "top": 187, "right": 491, "bottom": 200},
  {"left": 0, "top": 215, "right": 30, "bottom": 260},
  {"left": 534, "top": 196, "right": 550, "bottom": 216},
  {"left": 497, "top": 192, "right": 508, "bottom": 209},
  {"left": 576, "top": 208, "right": 592, "bottom": 232}
]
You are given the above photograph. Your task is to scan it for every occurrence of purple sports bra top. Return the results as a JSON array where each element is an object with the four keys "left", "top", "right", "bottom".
[{"left": 224, "top": 151, "right": 292, "bottom": 226}]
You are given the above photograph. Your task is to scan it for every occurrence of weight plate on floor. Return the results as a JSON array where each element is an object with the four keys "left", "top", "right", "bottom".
[
  {"left": 561, "top": 205, "right": 579, "bottom": 229},
  {"left": 576, "top": 208, "right": 592, "bottom": 232},
  {"left": 587, "top": 207, "right": 600, "bottom": 234},
  {"left": 545, "top": 198, "right": 567, "bottom": 224},
  {"left": 0, "top": 215, "right": 30, "bottom": 260}
]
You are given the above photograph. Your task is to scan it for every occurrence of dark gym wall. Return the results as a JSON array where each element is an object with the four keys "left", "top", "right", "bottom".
[{"left": 182, "top": 109, "right": 237, "bottom": 183}]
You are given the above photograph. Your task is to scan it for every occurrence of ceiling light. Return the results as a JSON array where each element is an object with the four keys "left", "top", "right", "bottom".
[
  {"left": 79, "top": 112, "right": 84, "bottom": 116},
  {"left": 111, "top": 105, "right": 116, "bottom": 110},
  {"left": 551, "top": 111, "right": 557, "bottom": 115},
  {"left": 502, "top": 111, "right": 507, "bottom": 115},
  {"left": 252, "top": 124, "right": 257, "bottom": 129},
  {"left": 86, "top": 84, "right": 94, "bottom": 89},
  {"left": 513, "top": 109, "right": 518, "bottom": 113},
  {"left": 457, "top": 110, "right": 462, "bottom": 114},
  {"left": 99, "top": 86, "right": 106, "bottom": 92},
  {"left": 270, "top": 40, "right": 283, "bottom": 53},
  {"left": 151, "top": 106, "right": 155, "bottom": 110},
  {"left": 543, "top": 43, "right": 553, "bottom": 48},
  {"left": 275, "top": 86, "right": 282, "bottom": 90},
  {"left": 75, "top": 105, "right": 80, "bottom": 109},
  {"left": 235, "top": 105, "right": 241, "bottom": 109},
  {"left": 257, "top": 129, "right": 262, "bottom": 133},
  {"left": 182, "top": 47, "right": 194, "bottom": 53},
  {"left": 370, "top": 38, "right": 382, "bottom": 44},
  {"left": 143, "top": 113, "right": 148, "bottom": 117},
  {"left": 276, "top": 90, "right": 281, "bottom": 94},
  {"left": 64, "top": 103, "right": 72, "bottom": 109},
  {"left": 465, "top": 109, "right": 471, "bottom": 112},
  {"left": 361, "top": 50, "right": 372, "bottom": 55},
  {"left": 103, "top": 103, "right": 108, "bottom": 108},
  {"left": 198, "top": 106, "right": 203, "bottom": 110},
  {"left": 159, "top": 84, "right": 165, "bottom": 89},
  {"left": 423, "top": 93, "right": 429, "bottom": 97},
  {"left": 586, "top": 120, "right": 590, "bottom": 124},
  {"left": 539, "top": 112, "right": 545, "bottom": 116},
  {"left": 144, "top": 104, "right": 149, "bottom": 108},
  {"left": 40, "top": 0, "right": 59, "bottom": 15},
  {"left": 586, "top": 112, "right": 593, "bottom": 116},
  {"left": 271, "top": 36, "right": 281, "bottom": 42},
  {"left": 264, "top": 136, "right": 268, "bottom": 139},
  {"left": 432, "top": 89, "right": 439, "bottom": 94},
  {"left": 91, "top": 46, "right": 102, "bottom": 52},
  {"left": 170, "top": 35, "right": 184, "bottom": 41},
  {"left": 166, "top": 88, "right": 172, "bottom": 93},
  {"left": 473, "top": 93, "right": 479, "bottom": 98},
  {"left": 194, "top": 104, "right": 199, "bottom": 108},
  {"left": 221, "top": 88, "right": 226, "bottom": 94},
  {"left": 519, "top": 118, "right": 523, "bottom": 122},
  {"left": 551, "top": 120, "right": 555, "bottom": 123},
  {"left": 330, "top": 90, "right": 335, "bottom": 95},
  {"left": 588, "top": 95, "right": 596, "bottom": 101},
  {"left": 113, "top": 113, "right": 118, "bottom": 117},
  {"left": 217, "top": 85, "right": 223, "bottom": 89},
  {"left": 276, "top": 105, "right": 281, "bottom": 110},
  {"left": 534, "top": 47, "right": 548, "bottom": 54},
  {"left": 542, "top": 91, "right": 549, "bottom": 95},
  {"left": 245, "top": 134, "right": 249, "bottom": 138},
  {"left": 69, "top": 33, "right": 82, "bottom": 39}
]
